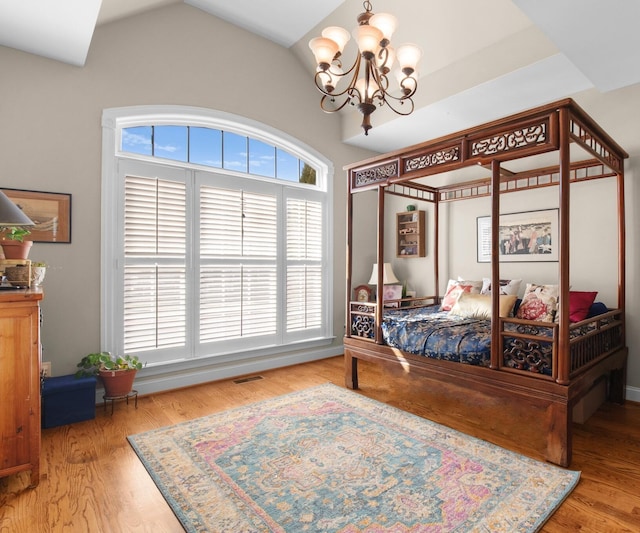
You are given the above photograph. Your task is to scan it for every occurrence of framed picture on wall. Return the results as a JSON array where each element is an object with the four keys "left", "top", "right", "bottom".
[
  {"left": 0, "top": 188, "right": 71, "bottom": 243},
  {"left": 477, "top": 209, "right": 558, "bottom": 263}
]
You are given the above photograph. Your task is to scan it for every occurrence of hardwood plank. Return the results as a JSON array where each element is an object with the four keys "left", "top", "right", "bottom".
[{"left": 1, "top": 355, "right": 639, "bottom": 532}]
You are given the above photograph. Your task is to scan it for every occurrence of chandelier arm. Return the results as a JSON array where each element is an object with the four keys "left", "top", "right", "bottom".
[
  {"left": 314, "top": 53, "right": 365, "bottom": 104},
  {"left": 319, "top": 93, "right": 353, "bottom": 113},
  {"left": 380, "top": 94, "right": 416, "bottom": 116}
]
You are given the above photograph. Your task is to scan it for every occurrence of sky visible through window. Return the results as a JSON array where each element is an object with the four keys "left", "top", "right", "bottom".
[{"left": 121, "top": 125, "right": 316, "bottom": 185}]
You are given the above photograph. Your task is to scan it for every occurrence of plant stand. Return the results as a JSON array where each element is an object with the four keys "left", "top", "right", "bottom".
[{"left": 103, "top": 389, "right": 138, "bottom": 415}]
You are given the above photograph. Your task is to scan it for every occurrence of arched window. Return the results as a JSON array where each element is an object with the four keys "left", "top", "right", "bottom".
[{"left": 102, "top": 106, "right": 333, "bottom": 366}]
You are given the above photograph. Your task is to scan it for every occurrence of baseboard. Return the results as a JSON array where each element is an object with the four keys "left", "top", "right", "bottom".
[
  {"left": 626, "top": 385, "right": 640, "bottom": 403},
  {"left": 94, "top": 346, "right": 342, "bottom": 404},
  {"left": 92, "top": 350, "right": 640, "bottom": 407}
]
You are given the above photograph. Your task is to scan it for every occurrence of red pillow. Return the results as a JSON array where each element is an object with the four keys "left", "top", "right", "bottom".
[{"left": 569, "top": 291, "right": 598, "bottom": 322}]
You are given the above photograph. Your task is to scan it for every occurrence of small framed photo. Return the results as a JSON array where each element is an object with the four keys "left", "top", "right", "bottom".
[{"left": 383, "top": 284, "right": 403, "bottom": 307}]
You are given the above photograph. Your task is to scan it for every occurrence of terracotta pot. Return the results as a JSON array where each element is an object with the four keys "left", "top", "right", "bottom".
[
  {"left": 99, "top": 369, "right": 137, "bottom": 398},
  {"left": 1, "top": 240, "right": 32, "bottom": 260}
]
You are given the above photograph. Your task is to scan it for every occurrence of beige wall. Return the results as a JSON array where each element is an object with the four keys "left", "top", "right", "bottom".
[{"left": 0, "top": 3, "right": 374, "bottom": 382}]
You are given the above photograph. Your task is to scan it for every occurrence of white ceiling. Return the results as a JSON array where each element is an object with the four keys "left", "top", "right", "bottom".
[
  {"left": 184, "top": 0, "right": 346, "bottom": 48},
  {"left": 0, "top": 0, "right": 638, "bottom": 152}
]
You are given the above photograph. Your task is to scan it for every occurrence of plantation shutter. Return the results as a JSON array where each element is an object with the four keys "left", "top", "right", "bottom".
[
  {"left": 123, "top": 176, "right": 187, "bottom": 352},
  {"left": 286, "top": 198, "right": 323, "bottom": 332},
  {"left": 199, "top": 185, "right": 278, "bottom": 343}
]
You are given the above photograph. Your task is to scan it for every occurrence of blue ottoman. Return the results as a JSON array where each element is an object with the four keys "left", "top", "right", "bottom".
[{"left": 41, "top": 374, "right": 97, "bottom": 428}]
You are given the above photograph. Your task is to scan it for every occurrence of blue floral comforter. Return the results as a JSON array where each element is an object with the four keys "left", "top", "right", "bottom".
[
  {"left": 382, "top": 306, "right": 495, "bottom": 366},
  {"left": 381, "top": 305, "right": 610, "bottom": 374}
]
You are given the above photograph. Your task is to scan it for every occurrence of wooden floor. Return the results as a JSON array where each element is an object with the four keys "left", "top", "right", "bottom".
[{"left": 1, "top": 355, "right": 639, "bottom": 532}]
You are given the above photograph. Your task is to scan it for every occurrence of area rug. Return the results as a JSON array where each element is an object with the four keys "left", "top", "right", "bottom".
[{"left": 128, "top": 383, "right": 579, "bottom": 532}]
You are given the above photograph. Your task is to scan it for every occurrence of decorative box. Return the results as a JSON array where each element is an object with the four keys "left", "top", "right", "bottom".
[{"left": 41, "top": 374, "right": 97, "bottom": 428}]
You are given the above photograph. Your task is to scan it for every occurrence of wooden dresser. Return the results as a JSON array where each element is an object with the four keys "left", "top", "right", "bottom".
[{"left": 0, "top": 288, "right": 43, "bottom": 487}]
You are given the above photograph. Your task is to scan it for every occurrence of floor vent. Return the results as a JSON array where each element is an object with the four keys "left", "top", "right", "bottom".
[{"left": 233, "top": 375, "right": 264, "bottom": 384}]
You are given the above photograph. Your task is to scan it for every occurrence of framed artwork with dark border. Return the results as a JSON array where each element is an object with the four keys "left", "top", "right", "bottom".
[
  {"left": 1, "top": 188, "right": 72, "bottom": 243},
  {"left": 477, "top": 208, "right": 558, "bottom": 263}
]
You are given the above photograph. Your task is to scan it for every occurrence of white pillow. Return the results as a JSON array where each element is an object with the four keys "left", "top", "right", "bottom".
[{"left": 480, "top": 278, "right": 522, "bottom": 296}]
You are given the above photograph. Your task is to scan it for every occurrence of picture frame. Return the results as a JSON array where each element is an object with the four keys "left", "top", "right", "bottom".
[
  {"left": 382, "top": 284, "right": 403, "bottom": 307},
  {"left": 477, "top": 208, "right": 558, "bottom": 263},
  {"left": 0, "top": 188, "right": 71, "bottom": 243}
]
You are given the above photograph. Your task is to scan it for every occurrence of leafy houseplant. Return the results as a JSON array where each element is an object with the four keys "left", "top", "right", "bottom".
[
  {"left": 76, "top": 351, "right": 144, "bottom": 398},
  {"left": 0, "top": 227, "right": 32, "bottom": 259}
]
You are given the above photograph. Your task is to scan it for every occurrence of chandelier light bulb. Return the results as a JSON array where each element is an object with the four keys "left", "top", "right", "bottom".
[
  {"left": 317, "top": 66, "right": 344, "bottom": 92},
  {"left": 355, "top": 76, "right": 380, "bottom": 101},
  {"left": 396, "top": 43, "right": 422, "bottom": 75},
  {"left": 354, "top": 24, "right": 383, "bottom": 57},
  {"left": 369, "top": 12, "right": 397, "bottom": 45},
  {"left": 309, "top": 37, "right": 339, "bottom": 70},
  {"left": 321, "top": 26, "right": 350, "bottom": 55}
]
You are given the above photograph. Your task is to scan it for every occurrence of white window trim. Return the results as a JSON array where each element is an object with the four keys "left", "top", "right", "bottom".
[{"left": 101, "top": 105, "right": 334, "bottom": 368}]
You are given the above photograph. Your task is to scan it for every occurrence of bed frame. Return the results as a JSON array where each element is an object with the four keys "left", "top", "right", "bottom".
[{"left": 343, "top": 99, "right": 628, "bottom": 467}]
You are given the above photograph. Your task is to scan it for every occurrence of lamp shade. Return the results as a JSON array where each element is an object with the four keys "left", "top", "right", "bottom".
[
  {"left": 396, "top": 43, "right": 422, "bottom": 74},
  {"left": 368, "top": 262, "right": 399, "bottom": 285},
  {"left": 353, "top": 24, "right": 383, "bottom": 55},
  {"left": 321, "top": 26, "right": 350, "bottom": 55},
  {"left": 309, "top": 37, "right": 339, "bottom": 68},
  {"left": 369, "top": 12, "right": 397, "bottom": 42},
  {"left": 0, "top": 191, "right": 33, "bottom": 226}
]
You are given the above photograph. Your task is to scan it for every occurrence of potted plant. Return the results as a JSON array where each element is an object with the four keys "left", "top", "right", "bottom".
[
  {"left": 0, "top": 227, "right": 32, "bottom": 259},
  {"left": 30, "top": 261, "right": 47, "bottom": 286},
  {"left": 75, "top": 351, "right": 144, "bottom": 398}
]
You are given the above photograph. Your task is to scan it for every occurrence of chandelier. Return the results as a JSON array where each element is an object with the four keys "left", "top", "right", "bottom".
[{"left": 308, "top": 1, "right": 421, "bottom": 136}]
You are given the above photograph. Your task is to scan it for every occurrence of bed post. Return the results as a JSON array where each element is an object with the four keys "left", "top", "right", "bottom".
[
  {"left": 346, "top": 168, "right": 354, "bottom": 342},
  {"left": 344, "top": 349, "right": 358, "bottom": 390},
  {"left": 557, "top": 106, "right": 571, "bottom": 385},
  {"left": 345, "top": 168, "right": 358, "bottom": 390},
  {"left": 434, "top": 195, "right": 440, "bottom": 302},
  {"left": 489, "top": 160, "right": 501, "bottom": 369},
  {"left": 617, "top": 162, "right": 626, "bottom": 343},
  {"left": 546, "top": 399, "right": 571, "bottom": 467},
  {"left": 374, "top": 185, "right": 386, "bottom": 345}
]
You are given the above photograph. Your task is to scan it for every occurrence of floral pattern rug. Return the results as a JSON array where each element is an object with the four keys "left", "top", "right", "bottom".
[{"left": 128, "top": 383, "right": 579, "bottom": 532}]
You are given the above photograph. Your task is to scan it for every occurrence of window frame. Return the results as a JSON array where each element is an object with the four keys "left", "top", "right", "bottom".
[{"left": 102, "top": 105, "right": 334, "bottom": 368}]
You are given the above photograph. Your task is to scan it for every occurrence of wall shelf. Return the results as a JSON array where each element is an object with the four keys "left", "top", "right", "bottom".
[{"left": 396, "top": 210, "right": 425, "bottom": 258}]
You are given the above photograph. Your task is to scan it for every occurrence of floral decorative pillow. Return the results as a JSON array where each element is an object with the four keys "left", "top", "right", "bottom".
[
  {"left": 516, "top": 283, "right": 559, "bottom": 322},
  {"left": 480, "top": 278, "right": 522, "bottom": 296},
  {"left": 441, "top": 279, "right": 482, "bottom": 311}
]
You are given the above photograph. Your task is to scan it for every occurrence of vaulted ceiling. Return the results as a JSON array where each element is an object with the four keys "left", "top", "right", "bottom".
[{"left": 1, "top": 0, "right": 639, "bottom": 152}]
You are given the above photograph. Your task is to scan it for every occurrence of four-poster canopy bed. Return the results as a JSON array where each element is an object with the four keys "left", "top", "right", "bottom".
[{"left": 343, "top": 98, "right": 628, "bottom": 467}]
